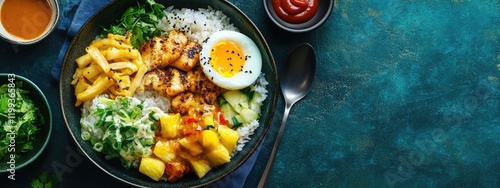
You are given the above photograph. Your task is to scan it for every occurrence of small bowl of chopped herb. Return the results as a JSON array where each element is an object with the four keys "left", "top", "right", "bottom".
[{"left": 0, "top": 73, "right": 52, "bottom": 173}]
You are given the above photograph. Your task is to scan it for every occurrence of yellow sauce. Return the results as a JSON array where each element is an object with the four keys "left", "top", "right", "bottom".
[{"left": 1, "top": 0, "right": 52, "bottom": 40}]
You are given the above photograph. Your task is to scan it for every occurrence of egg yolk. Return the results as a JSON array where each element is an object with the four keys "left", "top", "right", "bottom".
[{"left": 209, "top": 40, "right": 245, "bottom": 78}]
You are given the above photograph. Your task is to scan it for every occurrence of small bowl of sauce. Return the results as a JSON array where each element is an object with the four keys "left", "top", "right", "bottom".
[
  {"left": 0, "top": 0, "right": 59, "bottom": 45},
  {"left": 263, "top": 0, "right": 333, "bottom": 33}
]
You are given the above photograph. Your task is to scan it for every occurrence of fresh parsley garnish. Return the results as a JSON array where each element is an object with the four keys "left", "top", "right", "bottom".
[
  {"left": 31, "top": 171, "right": 58, "bottom": 188},
  {"left": 101, "top": 0, "right": 166, "bottom": 49},
  {"left": 0, "top": 82, "right": 43, "bottom": 161}
]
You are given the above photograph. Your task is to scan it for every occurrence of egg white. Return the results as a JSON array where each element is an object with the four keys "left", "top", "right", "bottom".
[{"left": 199, "top": 30, "right": 262, "bottom": 90}]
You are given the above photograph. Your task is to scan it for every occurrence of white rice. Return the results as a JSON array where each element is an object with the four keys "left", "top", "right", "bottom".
[
  {"left": 235, "top": 73, "right": 269, "bottom": 152},
  {"left": 158, "top": 6, "right": 239, "bottom": 43},
  {"left": 133, "top": 90, "right": 171, "bottom": 112}
]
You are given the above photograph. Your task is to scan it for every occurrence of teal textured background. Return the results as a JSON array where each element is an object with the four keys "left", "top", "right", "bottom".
[{"left": 1, "top": 0, "right": 499, "bottom": 187}]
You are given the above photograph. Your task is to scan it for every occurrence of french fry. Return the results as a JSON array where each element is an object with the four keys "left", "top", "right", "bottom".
[
  {"left": 76, "top": 54, "right": 93, "bottom": 68},
  {"left": 109, "top": 62, "right": 138, "bottom": 71},
  {"left": 90, "top": 38, "right": 132, "bottom": 50},
  {"left": 76, "top": 75, "right": 114, "bottom": 102},
  {"left": 71, "top": 68, "right": 83, "bottom": 85},
  {"left": 73, "top": 32, "right": 146, "bottom": 106},
  {"left": 82, "top": 63, "right": 102, "bottom": 80},
  {"left": 86, "top": 46, "right": 111, "bottom": 74},
  {"left": 74, "top": 77, "right": 90, "bottom": 94},
  {"left": 108, "top": 34, "right": 127, "bottom": 42},
  {"left": 128, "top": 62, "right": 147, "bottom": 95},
  {"left": 105, "top": 47, "right": 140, "bottom": 61},
  {"left": 115, "top": 74, "right": 131, "bottom": 89}
]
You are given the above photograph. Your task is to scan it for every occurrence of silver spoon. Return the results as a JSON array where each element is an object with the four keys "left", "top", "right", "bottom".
[{"left": 258, "top": 43, "right": 316, "bottom": 187}]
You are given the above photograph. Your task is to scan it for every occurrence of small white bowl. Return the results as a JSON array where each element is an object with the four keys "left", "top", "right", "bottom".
[{"left": 0, "top": 0, "right": 59, "bottom": 45}]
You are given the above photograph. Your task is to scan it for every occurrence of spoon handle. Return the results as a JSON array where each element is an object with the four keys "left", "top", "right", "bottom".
[{"left": 258, "top": 101, "right": 293, "bottom": 188}]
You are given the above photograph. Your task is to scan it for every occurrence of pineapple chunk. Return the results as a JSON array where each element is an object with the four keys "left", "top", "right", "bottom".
[
  {"left": 153, "top": 140, "right": 177, "bottom": 163},
  {"left": 139, "top": 157, "right": 165, "bottom": 181},
  {"left": 202, "top": 114, "right": 215, "bottom": 128},
  {"left": 160, "top": 113, "right": 181, "bottom": 138},
  {"left": 201, "top": 130, "right": 219, "bottom": 149},
  {"left": 179, "top": 137, "right": 203, "bottom": 156},
  {"left": 218, "top": 125, "right": 240, "bottom": 152},
  {"left": 206, "top": 143, "right": 231, "bottom": 166},
  {"left": 187, "top": 157, "right": 211, "bottom": 178}
]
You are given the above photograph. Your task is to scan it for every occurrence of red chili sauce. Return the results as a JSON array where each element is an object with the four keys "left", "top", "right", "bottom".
[{"left": 272, "top": 0, "right": 319, "bottom": 24}]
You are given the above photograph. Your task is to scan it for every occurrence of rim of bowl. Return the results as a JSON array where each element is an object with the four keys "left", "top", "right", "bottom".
[
  {"left": 263, "top": 0, "right": 334, "bottom": 33},
  {"left": 0, "top": 73, "right": 52, "bottom": 172},
  {"left": 0, "top": 0, "right": 60, "bottom": 45}
]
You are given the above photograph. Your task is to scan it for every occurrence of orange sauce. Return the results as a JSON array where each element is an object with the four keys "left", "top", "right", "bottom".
[{"left": 1, "top": 0, "right": 52, "bottom": 40}]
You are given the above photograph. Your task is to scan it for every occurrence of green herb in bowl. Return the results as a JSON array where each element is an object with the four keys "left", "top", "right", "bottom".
[
  {"left": 0, "top": 81, "right": 44, "bottom": 160},
  {"left": 0, "top": 74, "right": 52, "bottom": 173}
]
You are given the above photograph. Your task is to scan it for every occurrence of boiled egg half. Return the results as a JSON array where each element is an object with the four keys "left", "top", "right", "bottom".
[{"left": 200, "top": 30, "right": 262, "bottom": 90}]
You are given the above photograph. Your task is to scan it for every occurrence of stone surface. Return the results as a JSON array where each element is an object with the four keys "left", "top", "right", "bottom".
[{"left": 0, "top": 0, "right": 499, "bottom": 187}]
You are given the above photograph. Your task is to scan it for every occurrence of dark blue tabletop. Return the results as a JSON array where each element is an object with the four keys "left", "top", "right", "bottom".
[{"left": 1, "top": 0, "right": 499, "bottom": 187}]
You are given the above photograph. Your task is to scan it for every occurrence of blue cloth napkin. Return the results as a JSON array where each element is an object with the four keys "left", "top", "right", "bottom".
[{"left": 50, "top": 0, "right": 261, "bottom": 187}]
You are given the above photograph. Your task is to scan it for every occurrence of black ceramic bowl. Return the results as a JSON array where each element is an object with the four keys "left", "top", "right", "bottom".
[
  {"left": 0, "top": 74, "right": 52, "bottom": 172},
  {"left": 263, "top": 0, "right": 334, "bottom": 32},
  {"left": 59, "top": 0, "right": 277, "bottom": 187}
]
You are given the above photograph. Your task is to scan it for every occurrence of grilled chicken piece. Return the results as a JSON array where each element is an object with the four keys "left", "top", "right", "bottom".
[
  {"left": 140, "top": 30, "right": 188, "bottom": 71},
  {"left": 142, "top": 66, "right": 223, "bottom": 105},
  {"left": 169, "top": 41, "right": 202, "bottom": 71},
  {"left": 142, "top": 67, "right": 186, "bottom": 97},
  {"left": 170, "top": 92, "right": 205, "bottom": 115}
]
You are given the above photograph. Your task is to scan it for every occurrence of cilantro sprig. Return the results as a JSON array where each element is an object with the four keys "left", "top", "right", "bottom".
[
  {"left": 31, "top": 171, "right": 58, "bottom": 188},
  {"left": 0, "top": 82, "right": 43, "bottom": 161},
  {"left": 100, "top": 0, "right": 166, "bottom": 49}
]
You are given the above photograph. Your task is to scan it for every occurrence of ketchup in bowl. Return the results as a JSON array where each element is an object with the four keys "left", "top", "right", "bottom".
[{"left": 271, "top": 0, "right": 319, "bottom": 24}]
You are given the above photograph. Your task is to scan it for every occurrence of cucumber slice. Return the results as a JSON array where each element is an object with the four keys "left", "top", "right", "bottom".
[
  {"left": 222, "top": 90, "right": 249, "bottom": 113},
  {"left": 217, "top": 95, "right": 227, "bottom": 106},
  {"left": 240, "top": 108, "right": 259, "bottom": 123},
  {"left": 249, "top": 91, "right": 262, "bottom": 114},
  {"left": 232, "top": 115, "right": 244, "bottom": 127},
  {"left": 220, "top": 103, "right": 237, "bottom": 125}
]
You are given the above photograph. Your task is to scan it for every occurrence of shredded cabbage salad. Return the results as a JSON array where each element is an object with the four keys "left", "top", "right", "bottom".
[{"left": 80, "top": 96, "right": 163, "bottom": 168}]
